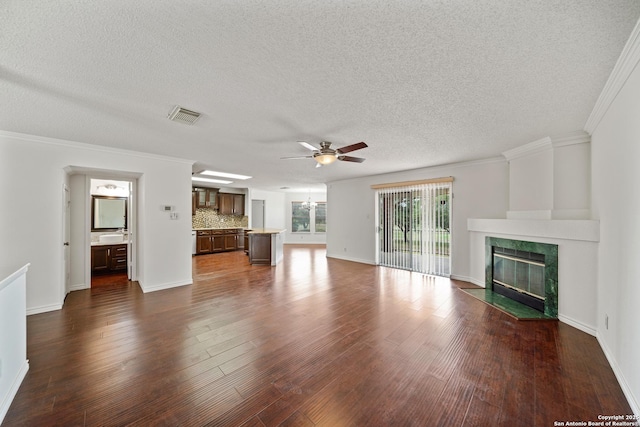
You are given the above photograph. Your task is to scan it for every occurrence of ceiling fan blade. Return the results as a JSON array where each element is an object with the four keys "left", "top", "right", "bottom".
[
  {"left": 338, "top": 155, "right": 365, "bottom": 163},
  {"left": 336, "top": 141, "right": 367, "bottom": 154},
  {"left": 299, "top": 141, "right": 318, "bottom": 151},
  {"left": 281, "top": 155, "right": 313, "bottom": 160}
]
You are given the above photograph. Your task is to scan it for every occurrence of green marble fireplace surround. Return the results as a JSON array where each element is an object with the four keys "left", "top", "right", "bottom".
[{"left": 485, "top": 236, "right": 558, "bottom": 319}]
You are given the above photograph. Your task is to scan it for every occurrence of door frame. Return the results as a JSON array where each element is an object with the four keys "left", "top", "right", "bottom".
[{"left": 86, "top": 176, "right": 138, "bottom": 284}]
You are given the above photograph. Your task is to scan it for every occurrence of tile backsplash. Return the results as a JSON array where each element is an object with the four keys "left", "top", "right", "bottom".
[{"left": 192, "top": 209, "right": 248, "bottom": 229}]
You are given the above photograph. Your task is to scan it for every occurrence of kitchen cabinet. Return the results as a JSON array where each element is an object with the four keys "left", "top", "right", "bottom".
[
  {"left": 195, "top": 228, "right": 244, "bottom": 255},
  {"left": 243, "top": 230, "right": 251, "bottom": 254},
  {"left": 218, "top": 193, "right": 245, "bottom": 216},
  {"left": 91, "top": 244, "right": 127, "bottom": 274},
  {"left": 196, "top": 230, "right": 213, "bottom": 253},
  {"left": 194, "top": 187, "right": 218, "bottom": 209}
]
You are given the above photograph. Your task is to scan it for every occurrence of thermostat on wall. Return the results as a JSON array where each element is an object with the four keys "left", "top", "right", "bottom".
[{"left": 161, "top": 205, "right": 174, "bottom": 212}]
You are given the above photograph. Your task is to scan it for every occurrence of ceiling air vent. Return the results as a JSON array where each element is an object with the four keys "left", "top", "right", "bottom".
[{"left": 168, "top": 105, "right": 201, "bottom": 125}]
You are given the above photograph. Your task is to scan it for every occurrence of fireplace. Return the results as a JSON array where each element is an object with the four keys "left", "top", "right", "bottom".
[
  {"left": 492, "top": 247, "right": 545, "bottom": 312},
  {"left": 485, "top": 237, "right": 558, "bottom": 318}
]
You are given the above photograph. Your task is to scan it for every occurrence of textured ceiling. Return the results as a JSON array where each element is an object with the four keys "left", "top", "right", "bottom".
[{"left": 2, "top": 1, "right": 639, "bottom": 191}]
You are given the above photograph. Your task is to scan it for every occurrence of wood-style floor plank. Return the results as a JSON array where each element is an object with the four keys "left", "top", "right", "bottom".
[{"left": 2, "top": 245, "right": 632, "bottom": 426}]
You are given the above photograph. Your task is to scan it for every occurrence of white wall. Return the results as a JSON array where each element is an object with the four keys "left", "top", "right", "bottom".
[
  {"left": 509, "top": 149, "right": 554, "bottom": 212},
  {"left": 0, "top": 131, "right": 194, "bottom": 313},
  {"left": 247, "top": 188, "right": 286, "bottom": 230},
  {"left": 554, "top": 142, "right": 591, "bottom": 214},
  {"left": 284, "top": 191, "right": 327, "bottom": 244},
  {"left": 590, "top": 47, "right": 640, "bottom": 413},
  {"left": 504, "top": 135, "right": 591, "bottom": 220},
  {"left": 326, "top": 158, "right": 509, "bottom": 279}
]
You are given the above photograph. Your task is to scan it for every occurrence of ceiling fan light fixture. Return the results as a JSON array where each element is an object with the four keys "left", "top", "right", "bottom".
[{"left": 314, "top": 153, "right": 337, "bottom": 165}]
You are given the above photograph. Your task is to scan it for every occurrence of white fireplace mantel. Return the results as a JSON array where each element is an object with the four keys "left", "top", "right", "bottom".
[
  {"left": 467, "top": 218, "right": 600, "bottom": 335},
  {"left": 467, "top": 218, "right": 599, "bottom": 242}
]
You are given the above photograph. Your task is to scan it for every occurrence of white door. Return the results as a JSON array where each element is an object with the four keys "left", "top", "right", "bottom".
[
  {"left": 252, "top": 199, "right": 265, "bottom": 228},
  {"left": 63, "top": 185, "right": 71, "bottom": 296}
]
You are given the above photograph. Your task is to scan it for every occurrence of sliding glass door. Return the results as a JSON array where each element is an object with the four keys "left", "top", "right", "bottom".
[{"left": 376, "top": 180, "right": 451, "bottom": 276}]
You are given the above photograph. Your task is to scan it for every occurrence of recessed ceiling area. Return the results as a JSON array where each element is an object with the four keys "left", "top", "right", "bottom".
[{"left": 2, "top": 2, "right": 640, "bottom": 191}]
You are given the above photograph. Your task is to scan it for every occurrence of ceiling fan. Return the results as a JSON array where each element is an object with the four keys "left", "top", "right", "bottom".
[{"left": 281, "top": 141, "right": 368, "bottom": 167}]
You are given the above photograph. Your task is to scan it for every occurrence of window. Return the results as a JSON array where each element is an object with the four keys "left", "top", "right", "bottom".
[
  {"left": 291, "top": 201, "right": 326, "bottom": 233},
  {"left": 315, "top": 202, "right": 326, "bottom": 232},
  {"left": 292, "top": 202, "right": 311, "bottom": 232}
]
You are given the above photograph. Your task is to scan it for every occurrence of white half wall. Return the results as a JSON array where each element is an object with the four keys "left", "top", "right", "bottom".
[
  {"left": 326, "top": 158, "right": 509, "bottom": 277},
  {"left": 0, "top": 131, "right": 194, "bottom": 313},
  {"left": 0, "top": 264, "right": 29, "bottom": 425}
]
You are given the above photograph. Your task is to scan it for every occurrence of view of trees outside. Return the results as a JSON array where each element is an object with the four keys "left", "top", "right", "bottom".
[
  {"left": 384, "top": 190, "right": 450, "bottom": 254},
  {"left": 315, "top": 202, "right": 326, "bottom": 232},
  {"left": 292, "top": 202, "right": 310, "bottom": 232},
  {"left": 292, "top": 201, "right": 327, "bottom": 233}
]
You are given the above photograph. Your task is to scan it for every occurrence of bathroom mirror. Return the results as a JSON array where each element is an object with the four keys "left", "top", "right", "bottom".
[{"left": 92, "top": 196, "right": 127, "bottom": 231}]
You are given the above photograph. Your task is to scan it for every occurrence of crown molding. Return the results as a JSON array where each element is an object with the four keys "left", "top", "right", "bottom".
[
  {"left": 0, "top": 130, "right": 195, "bottom": 165},
  {"left": 502, "top": 137, "right": 552, "bottom": 161},
  {"left": 584, "top": 18, "right": 640, "bottom": 134},
  {"left": 502, "top": 130, "right": 591, "bottom": 161},
  {"left": 551, "top": 130, "right": 591, "bottom": 148}
]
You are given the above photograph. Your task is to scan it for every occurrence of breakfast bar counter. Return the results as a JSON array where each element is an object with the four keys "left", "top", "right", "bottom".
[{"left": 247, "top": 229, "right": 285, "bottom": 265}]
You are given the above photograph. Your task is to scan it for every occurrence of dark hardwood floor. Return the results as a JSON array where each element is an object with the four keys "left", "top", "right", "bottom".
[{"left": 3, "top": 245, "right": 631, "bottom": 426}]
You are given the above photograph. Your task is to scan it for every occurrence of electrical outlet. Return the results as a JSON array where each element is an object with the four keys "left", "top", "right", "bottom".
[{"left": 605, "top": 314, "right": 609, "bottom": 330}]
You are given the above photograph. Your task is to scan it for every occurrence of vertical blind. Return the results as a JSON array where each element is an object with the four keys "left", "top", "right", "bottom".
[{"left": 373, "top": 178, "right": 452, "bottom": 276}]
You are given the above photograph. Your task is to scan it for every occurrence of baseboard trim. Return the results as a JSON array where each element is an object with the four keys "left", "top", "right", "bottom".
[
  {"left": 597, "top": 333, "right": 639, "bottom": 416},
  {"left": 27, "top": 303, "right": 63, "bottom": 315},
  {"left": 138, "top": 279, "right": 192, "bottom": 293},
  {"left": 69, "top": 283, "right": 88, "bottom": 292},
  {"left": 558, "top": 314, "right": 596, "bottom": 337},
  {"left": 0, "top": 359, "right": 29, "bottom": 425},
  {"left": 325, "top": 253, "right": 376, "bottom": 265},
  {"left": 450, "top": 275, "right": 484, "bottom": 287}
]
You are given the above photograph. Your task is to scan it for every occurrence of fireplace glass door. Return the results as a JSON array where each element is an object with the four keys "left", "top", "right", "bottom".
[{"left": 492, "top": 247, "right": 545, "bottom": 311}]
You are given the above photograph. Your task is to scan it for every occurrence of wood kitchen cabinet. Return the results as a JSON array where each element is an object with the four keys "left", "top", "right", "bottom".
[
  {"left": 194, "top": 187, "right": 218, "bottom": 209},
  {"left": 91, "top": 244, "right": 127, "bottom": 275},
  {"left": 195, "top": 228, "right": 244, "bottom": 255},
  {"left": 196, "top": 230, "right": 213, "bottom": 253},
  {"left": 218, "top": 193, "right": 245, "bottom": 216}
]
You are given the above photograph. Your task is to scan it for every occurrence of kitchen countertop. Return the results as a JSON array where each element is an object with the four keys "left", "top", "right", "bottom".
[
  {"left": 246, "top": 228, "right": 286, "bottom": 234},
  {"left": 192, "top": 227, "right": 245, "bottom": 231},
  {"left": 191, "top": 227, "right": 286, "bottom": 234}
]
